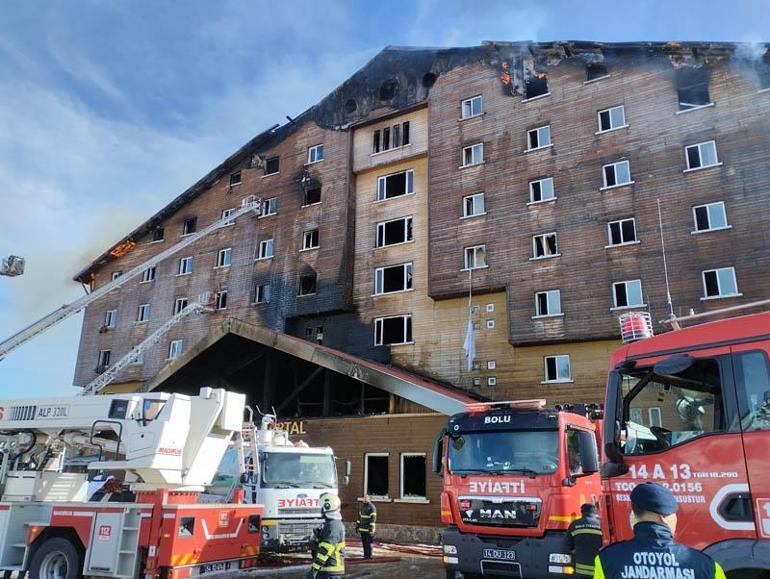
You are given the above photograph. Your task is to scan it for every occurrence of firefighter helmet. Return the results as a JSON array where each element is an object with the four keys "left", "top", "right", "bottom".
[{"left": 319, "top": 492, "right": 341, "bottom": 515}]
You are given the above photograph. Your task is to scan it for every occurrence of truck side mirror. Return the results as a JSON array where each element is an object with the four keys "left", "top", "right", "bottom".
[
  {"left": 432, "top": 432, "right": 445, "bottom": 475},
  {"left": 578, "top": 430, "right": 599, "bottom": 474}
]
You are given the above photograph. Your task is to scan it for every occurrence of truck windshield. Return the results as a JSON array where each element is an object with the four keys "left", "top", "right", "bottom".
[
  {"left": 262, "top": 452, "right": 337, "bottom": 489},
  {"left": 447, "top": 430, "right": 559, "bottom": 475}
]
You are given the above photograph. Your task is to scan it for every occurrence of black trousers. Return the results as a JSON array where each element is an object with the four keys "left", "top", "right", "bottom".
[{"left": 360, "top": 532, "right": 373, "bottom": 559}]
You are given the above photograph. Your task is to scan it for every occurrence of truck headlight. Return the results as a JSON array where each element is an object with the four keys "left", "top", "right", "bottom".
[
  {"left": 549, "top": 553, "right": 572, "bottom": 564},
  {"left": 443, "top": 545, "right": 457, "bottom": 555}
]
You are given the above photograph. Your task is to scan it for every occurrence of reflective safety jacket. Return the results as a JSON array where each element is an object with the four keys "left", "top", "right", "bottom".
[
  {"left": 566, "top": 514, "right": 602, "bottom": 576},
  {"left": 312, "top": 517, "right": 345, "bottom": 575},
  {"left": 595, "top": 522, "right": 726, "bottom": 579},
  {"left": 356, "top": 503, "right": 377, "bottom": 534}
]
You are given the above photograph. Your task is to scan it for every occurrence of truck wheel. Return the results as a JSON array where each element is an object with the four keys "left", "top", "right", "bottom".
[{"left": 29, "top": 537, "right": 83, "bottom": 579}]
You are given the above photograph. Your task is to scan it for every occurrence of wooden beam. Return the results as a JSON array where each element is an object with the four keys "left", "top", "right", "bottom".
[{"left": 276, "top": 366, "right": 324, "bottom": 414}]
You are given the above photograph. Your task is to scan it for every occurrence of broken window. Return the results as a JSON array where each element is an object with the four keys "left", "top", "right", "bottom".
[
  {"left": 221, "top": 208, "right": 236, "bottom": 225},
  {"left": 168, "top": 339, "right": 183, "bottom": 360},
  {"left": 527, "top": 126, "right": 551, "bottom": 150},
  {"left": 382, "top": 127, "right": 390, "bottom": 151},
  {"left": 393, "top": 124, "right": 401, "bottom": 148},
  {"left": 376, "top": 216, "right": 413, "bottom": 247},
  {"left": 461, "top": 95, "right": 483, "bottom": 119},
  {"left": 299, "top": 274, "right": 317, "bottom": 296},
  {"left": 182, "top": 217, "right": 197, "bottom": 236},
  {"left": 532, "top": 233, "right": 558, "bottom": 259},
  {"left": 462, "top": 143, "right": 484, "bottom": 167},
  {"left": 136, "top": 303, "right": 151, "bottom": 322},
  {"left": 372, "top": 122, "right": 410, "bottom": 153},
  {"left": 464, "top": 245, "right": 487, "bottom": 270},
  {"left": 307, "top": 144, "right": 324, "bottom": 164},
  {"left": 377, "top": 170, "right": 414, "bottom": 201},
  {"left": 525, "top": 72, "right": 549, "bottom": 99},
  {"left": 214, "top": 290, "right": 228, "bottom": 310},
  {"left": 402, "top": 121, "right": 410, "bottom": 146},
  {"left": 97, "top": 349, "right": 111, "bottom": 371},
  {"left": 677, "top": 68, "right": 711, "bottom": 110},
  {"left": 141, "top": 266, "right": 156, "bottom": 283},
  {"left": 216, "top": 248, "right": 232, "bottom": 268},
  {"left": 685, "top": 141, "right": 719, "bottom": 170},
  {"left": 178, "top": 256, "right": 193, "bottom": 275},
  {"left": 535, "top": 290, "right": 561, "bottom": 317},
  {"left": 703, "top": 267, "right": 739, "bottom": 299},
  {"left": 529, "top": 177, "right": 555, "bottom": 203},
  {"left": 400, "top": 454, "right": 426, "bottom": 499},
  {"left": 544, "top": 355, "right": 571, "bottom": 382},
  {"left": 608, "top": 218, "right": 637, "bottom": 246},
  {"left": 693, "top": 201, "right": 728, "bottom": 232},
  {"left": 757, "top": 51, "right": 770, "bottom": 89},
  {"left": 365, "top": 454, "right": 389, "bottom": 497},
  {"left": 264, "top": 156, "right": 280, "bottom": 175},
  {"left": 302, "top": 229, "right": 319, "bottom": 250},
  {"left": 111, "top": 271, "right": 123, "bottom": 281},
  {"left": 252, "top": 283, "right": 271, "bottom": 304},
  {"left": 152, "top": 227, "right": 164, "bottom": 242},
  {"left": 613, "top": 280, "right": 644, "bottom": 308},
  {"left": 374, "top": 315, "right": 412, "bottom": 346},
  {"left": 603, "top": 160, "right": 632, "bottom": 188},
  {"left": 598, "top": 105, "right": 626, "bottom": 132},
  {"left": 463, "top": 192, "right": 485, "bottom": 217},
  {"left": 304, "top": 186, "right": 321, "bottom": 205},
  {"left": 260, "top": 197, "right": 278, "bottom": 217},
  {"left": 257, "top": 239, "right": 274, "bottom": 260},
  {"left": 104, "top": 310, "right": 117, "bottom": 328},
  {"left": 229, "top": 171, "right": 242, "bottom": 187},
  {"left": 586, "top": 62, "right": 608, "bottom": 81},
  {"left": 372, "top": 130, "right": 381, "bottom": 153},
  {"left": 173, "top": 297, "right": 188, "bottom": 315},
  {"left": 375, "top": 263, "right": 413, "bottom": 295}
]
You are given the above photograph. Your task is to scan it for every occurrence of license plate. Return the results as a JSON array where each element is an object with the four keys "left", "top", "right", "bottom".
[
  {"left": 200, "top": 561, "right": 233, "bottom": 574},
  {"left": 483, "top": 548, "right": 516, "bottom": 561}
]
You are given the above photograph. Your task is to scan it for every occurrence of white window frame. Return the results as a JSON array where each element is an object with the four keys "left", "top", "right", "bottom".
[
  {"left": 464, "top": 245, "right": 487, "bottom": 270},
  {"left": 136, "top": 303, "right": 151, "bottom": 323},
  {"left": 606, "top": 218, "right": 638, "bottom": 247},
  {"left": 462, "top": 192, "right": 486, "bottom": 218},
  {"left": 298, "top": 274, "right": 317, "bottom": 296},
  {"left": 214, "top": 290, "right": 228, "bottom": 310},
  {"left": 216, "top": 248, "right": 232, "bottom": 268},
  {"left": 178, "top": 257, "right": 193, "bottom": 276},
  {"left": 182, "top": 217, "right": 197, "bottom": 236},
  {"left": 685, "top": 140, "right": 720, "bottom": 171},
  {"left": 461, "top": 95, "right": 483, "bottom": 119},
  {"left": 104, "top": 310, "right": 117, "bottom": 328},
  {"left": 375, "top": 216, "right": 413, "bottom": 248},
  {"left": 259, "top": 197, "right": 278, "bottom": 217},
  {"left": 596, "top": 105, "right": 627, "bottom": 133},
  {"left": 528, "top": 177, "right": 555, "bottom": 204},
  {"left": 487, "top": 376, "right": 497, "bottom": 386},
  {"left": 692, "top": 201, "right": 730, "bottom": 234},
  {"left": 701, "top": 267, "right": 741, "bottom": 300},
  {"left": 543, "top": 355, "right": 572, "bottom": 384},
  {"left": 221, "top": 208, "right": 236, "bottom": 226},
  {"left": 461, "top": 143, "right": 484, "bottom": 168},
  {"left": 486, "top": 320, "right": 495, "bottom": 329},
  {"left": 374, "top": 263, "right": 413, "bottom": 295},
  {"left": 374, "top": 314, "right": 413, "bottom": 346},
  {"left": 612, "top": 279, "right": 646, "bottom": 310},
  {"left": 141, "top": 266, "right": 156, "bottom": 283},
  {"left": 601, "top": 160, "right": 633, "bottom": 190},
  {"left": 527, "top": 125, "right": 551, "bottom": 151},
  {"left": 257, "top": 239, "right": 274, "bottom": 260},
  {"left": 168, "top": 339, "right": 183, "bottom": 360},
  {"left": 534, "top": 290, "right": 562, "bottom": 318},
  {"left": 648, "top": 407, "right": 662, "bottom": 428},
  {"left": 364, "top": 453, "right": 390, "bottom": 499},
  {"left": 111, "top": 271, "right": 123, "bottom": 281},
  {"left": 98, "top": 349, "right": 111, "bottom": 368},
  {"left": 302, "top": 229, "right": 319, "bottom": 251},
  {"left": 253, "top": 283, "right": 271, "bottom": 304},
  {"left": 174, "top": 298, "right": 188, "bottom": 315},
  {"left": 487, "top": 360, "right": 496, "bottom": 370},
  {"left": 307, "top": 143, "right": 324, "bottom": 164},
  {"left": 531, "top": 233, "right": 559, "bottom": 260},
  {"left": 376, "top": 169, "right": 414, "bottom": 202},
  {"left": 229, "top": 171, "right": 241, "bottom": 187},
  {"left": 399, "top": 452, "right": 427, "bottom": 500}
]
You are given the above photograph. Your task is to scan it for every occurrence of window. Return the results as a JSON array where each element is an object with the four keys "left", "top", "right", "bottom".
[
  {"left": 372, "top": 122, "right": 410, "bottom": 153},
  {"left": 376, "top": 216, "right": 413, "bottom": 247},
  {"left": 216, "top": 248, "right": 232, "bottom": 268},
  {"left": 299, "top": 274, "right": 317, "bottom": 296},
  {"left": 97, "top": 349, "right": 111, "bottom": 370},
  {"left": 757, "top": 51, "right": 770, "bottom": 90},
  {"left": 529, "top": 177, "right": 555, "bottom": 203},
  {"left": 130, "top": 348, "right": 144, "bottom": 365},
  {"left": 258, "top": 239, "right": 274, "bottom": 260},
  {"left": 464, "top": 245, "right": 487, "bottom": 270},
  {"left": 375, "top": 263, "right": 413, "bottom": 295},
  {"left": 685, "top": 141, "right": 719, "bottom": 170},
  {"left": 178, "top": 257, "right": 193, "bottom": 275},
  {"left": 111, "top": 271, "right": 123, "bottom": 281},
  {"left": 648, "top": 407, "right": 662, "bottom": 428},
  {"left": 527, "top": 126, "right": 551, "bottom": 150},
  {"left": 264, "top": 156, "right": 279, "bottom": 175},
  {"left": 525, "top": 72, "right": 549, "bottom": 99},
  {"left": 173, "top": 298, "right": 188, "bottom": 315},
  {"left": 734, "top": 350, "right": 770, "bottom": 432},
  {"left": 613, "top": 280, "right": 644, "bottom": 308},
  {"left": 141, "top": 266, "right": 156, "bottom": 283},
  {"left": 586, "top": 62, "right": 608, "bottom": 81},
  {"left": 372, "top": 130, "right": 381, "bottom": 153},
  {"left": 302, "top": 229, "right": 319, "bottom": 250},
  {"left": 544, "top": 355, "right": 571, "bottom": 383},
  {"left": 214, "top": 290, "right": 228, "bottom": 310},
  {"left": 221, "top": 208, "right": 236, "bottom": 225},
  {"left": 261, "top": 198, "right": 278, "bottom": 217},
  {"left": 677, "top": 68, "right": 711, "bottom": 111},
  {"left": 486, "top": 320, "right": 495, "bottom": 329},
  {"left": 229, "top": 171, "right": 241, "bottom": 187},
  {"left": 566, "top": 429, "right": 585, "bottom": 476},
  {"left": 364, "top": 454, "right": 389, "bottom": 498},
  {"left": 307, "top": 144, "right": 324, "bottom": 164},
  {"left": 400, "top": 454, "right": 426, "bottom": 500},
  {"left": 136, "top": 303, "right": 151, "bottom": 322},
  {"left": 104, "top": 310, "right": 117, "bottom": 328},
  {"left": 461, "top": 143, "right": 484, "bottom": 167},
  {"left": 693, "top": 202, "right": 729, "bottom": 232},
  {"left": 374, "top": 315, "right": 412, "bottom": 346},
  {"left": 486, "top": 304, "right": 494, "bottom": 313},
  {"left": 463, "top": 193, "right": 485, "bottom": 217},
  {"left": 702, "top": 267, "right": 739, "bottom": 299},
  {"left": 152, "top": 227, "right": 164, "bottom": 242},
  {"left": 168, "top": 339, "right": 183, "bottom": 360},
  {"left": 253, "top": 283, "right": 271, "bottom": 304},
  {"left": 607, "top": 218, "right": 637, "bottom": 246},
  {"left": 597, "top": 105, "right": 626, "bottom": 132},
  {"left": 629, "top": 407, "right": 643, "bottom": 425},
  {"left": 487, "top": 360, "right": 496, "bottom": 370},
  {"left": 603, "top": 160, "right": 632, "bottom": 188},
  {"left": 304, "top": 187, "right": 321, "bottom": 205},
  {"left": 182, "top": 217, "right": 197, "bottom": 236},
  {"left": 532, "top": 233, "right": 558, "bottom": 259},
  {"left": 472, "top": 377, "right": 482, "bottom": 386},
  {"left": 377, "top": 170, "right": 414, "bottom": 201},
  {"left": 461, "top": 95, "right": 483, "bottom": 119},
  {"left": 535, "top": 290, "right": 562, "bottom": 317}
]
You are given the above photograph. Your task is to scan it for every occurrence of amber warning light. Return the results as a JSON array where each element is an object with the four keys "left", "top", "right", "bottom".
[{"left": 619, "top": 312, "right": 653, "bottom": 343}]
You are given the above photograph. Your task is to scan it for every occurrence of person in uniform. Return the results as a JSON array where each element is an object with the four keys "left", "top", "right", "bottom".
[
  {"left": 308, "top": 492, "right": 345, "bottom": 578},
  {"left": 566, "top": 503, "right": 602, "bottom": 577},
  {"left": 356, "top": 494, "right": 377, "bottom": 559},
  {"left": 595, "top": 482, "right": 726, "bottom": 579}
]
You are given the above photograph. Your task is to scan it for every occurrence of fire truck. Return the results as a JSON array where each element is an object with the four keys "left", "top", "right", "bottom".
[
  {"left": 434, "top": 399, "right": 602, "bottom": 578},
  {"left": 602, "top": 308, "right": 770, "bottom": 576},
  {"left": 0, "top": 387, "right": 264, "bottom": 578}
]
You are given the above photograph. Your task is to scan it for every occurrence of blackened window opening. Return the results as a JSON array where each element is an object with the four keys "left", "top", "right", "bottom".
[
  {"left": 402, "top": 455, "right": 426, "bottom": 498},
  {"left": 182, "top": 217, "right": 197, "bottom": 235},
  {"left": 304, "top": 187, "right": 321, "bottom": 205},
  {"left": 525, "top": 73, "right": 549, "bottom": 98},
  {"left": 152, "top": 227, "right": 164, "bottom": 242},
  {"left": 586, "top": 62, "right": 608, "bottom": 81},
  {"left": 299, "top": 274, "right": 317, "bottom": 296},
  {"left": 366, "top": 456, "right": 389, "bottom": 496},
  {"left": 265, "top": 156, "right": 280, "bottom": 175},
  {"left": 677, "top": 69, "right": 711, "bottom": 110}
]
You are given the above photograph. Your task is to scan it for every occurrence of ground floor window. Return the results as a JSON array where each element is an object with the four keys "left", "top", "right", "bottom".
[
  {"left": 364, "top": 453, "right": 389, "bottom": 498},
  {"left": 400, "top": 453, "right": 426, "bottom": 500}
]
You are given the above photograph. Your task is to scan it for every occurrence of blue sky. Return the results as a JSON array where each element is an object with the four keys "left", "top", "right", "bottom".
[{"left": 1, "top": 0, "right": 768, "bottom": 398}]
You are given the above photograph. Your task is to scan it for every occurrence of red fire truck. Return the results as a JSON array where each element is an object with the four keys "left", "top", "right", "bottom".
[
  {"left": 434, "top": 400, "right": 602, "bottom": 578},
  {"left": 602, "top": 309, "right": 770, "bottom": 576}
]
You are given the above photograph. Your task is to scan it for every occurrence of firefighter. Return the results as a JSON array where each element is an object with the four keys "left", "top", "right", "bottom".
[
  {"left": 594, "top": 482, "right": 727, "bottom": 579},
  {"left": 566, "top": 503, "right": 602, "bottom": 577},
  {"left": 307, "top": 492, "right": 345, "bottom": 578},
  {"left": 356, "top": 494, "right": 377, "bottom": 559}
]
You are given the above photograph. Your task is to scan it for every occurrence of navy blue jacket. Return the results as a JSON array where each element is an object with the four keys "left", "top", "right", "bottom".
[{"left": 595, "top": 522, "right": 726, "bottom": 579}]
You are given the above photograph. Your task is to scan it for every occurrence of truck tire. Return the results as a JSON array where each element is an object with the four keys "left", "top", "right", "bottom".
[{"left": 29, "top": 537, "right": 83, "bottom": 579}]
